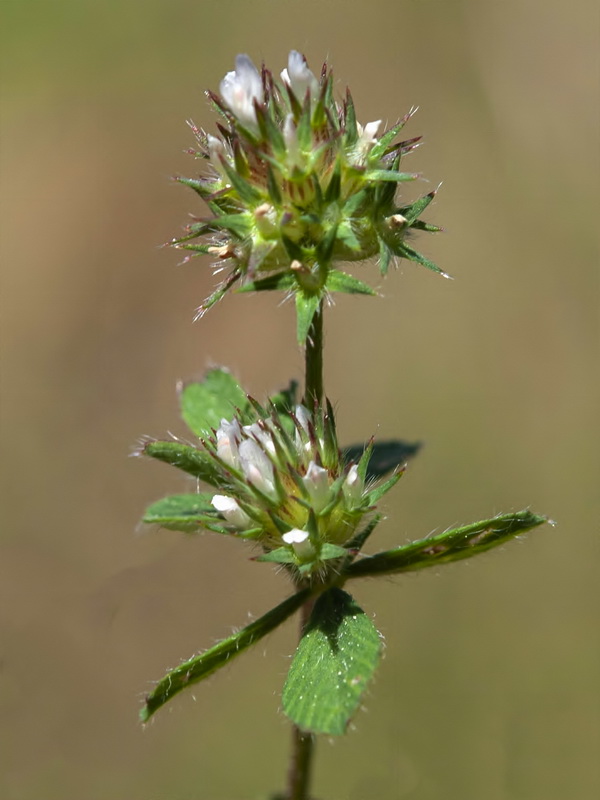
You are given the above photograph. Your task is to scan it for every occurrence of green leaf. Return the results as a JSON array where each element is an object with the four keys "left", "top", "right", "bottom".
[
  {"left": 282, "top": 588, "right": 382, "bottom": 735},
  {"left": 143, "top": 493, "right": 221, "bottom": 533},
  {"left": 142, "top": 440, "right": 221, "bottom": 485},
  {"left": 180, "top": 368, "right": 250, "bottom": 438},
  {"left": 326, "top": 270, "right": 377, "bottom": 296},
  {"left": 343, "top": 440, "right": 421, "bottom": 480},
  {"left": 345, "top": 510, "right": 549, "bottom": 579},
  {"left": 140, "top": 588, "right": 311, "bottom": 722},
  {"left": 295, "top": 291, "right": 321, "bottom": 345}
]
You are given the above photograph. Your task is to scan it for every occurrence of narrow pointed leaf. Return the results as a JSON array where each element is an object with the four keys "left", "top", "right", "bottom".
[
  {"left": 343, "top": 440, "right": 421, "bottom": 480},
  {"left": 345, "top": 511, "right": 549, "bottom": 579},
  {"left": 142, "top": 440, "right": 221, "bottom": 485},
  {"left": 282, "top": 588, "right": 382, "bottom": 735},
  {"left": 326, "top": 270, "right": 377, "bottom": 296},
  {"left": 180, "top": 368, "right": 250, "bottom": 438},
  {"left": 140, "top": 588, "right": 311, "bottom": 722},
  {"left": 143, "top": 493, "right": 222, "bottom": 533}
]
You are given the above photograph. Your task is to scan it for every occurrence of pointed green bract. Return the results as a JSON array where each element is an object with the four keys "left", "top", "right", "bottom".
[
  {"left": 140, "top": 587, "right": 311, "bottom": 722},
  {"left": 282, "top": 588, "right": 382, "bottom": 735},
  {"left": 326, "top": 270, "right": 377, "bottom": 296},
  {"left": 396, "top": 242, "right": 447, "bottom": 276},
  {"left": 180, "top": 368, "right": 250, "bottom": 438},
  {"left": 345, "top": 511, "right": 548, "bottom": 579},
  {"left": 143, "top": 493, "right": 222, "bottom": 533},
  {"left": 343, "top": 440, "right": 421, "bottom": 480},
  {"left": 295, "top": 292, "right": 321, "bottom": 345},
  {"left": 364, "top": 469, "right": 404, "bottom": 505}
]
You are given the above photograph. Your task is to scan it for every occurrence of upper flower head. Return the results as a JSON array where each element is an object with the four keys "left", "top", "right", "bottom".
[{"left": 174, "top": 51, "right": 445, "bottom": 329}]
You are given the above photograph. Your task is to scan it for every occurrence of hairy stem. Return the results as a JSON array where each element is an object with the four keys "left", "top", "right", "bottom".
[
  {"left": 303, "top": 300, "right": 324, "bottom": 410},
  {"left": 286, "top": 299, "right": 324, "bottom": 798}
]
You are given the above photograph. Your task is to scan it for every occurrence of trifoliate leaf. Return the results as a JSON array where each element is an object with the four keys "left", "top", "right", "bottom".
[
  {"left": 140, "top": 588, "right": 311, "bottom": 722},
  {"left": 345, "top": 511, "right": 549, "bottom": 579},
  {"left": 282, "top": 588, "right": 382, "bottom": 735},
  {"left": 180, "top": 368, "right": 250, "bottom": 438}
]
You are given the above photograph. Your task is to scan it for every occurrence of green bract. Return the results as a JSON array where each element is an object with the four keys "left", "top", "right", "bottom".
[{"left": 174, "top": 51, "right": 446, "bottom": 335}]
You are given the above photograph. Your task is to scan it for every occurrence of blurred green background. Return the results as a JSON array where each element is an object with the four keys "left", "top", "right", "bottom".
[{"left": 1, "top": 1, "right": 598, "bottom": 798}]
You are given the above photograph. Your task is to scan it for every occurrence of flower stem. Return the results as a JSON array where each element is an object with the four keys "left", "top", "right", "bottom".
[
  {"left": 286, "top": 596, "right": 317, "bottom": 800},
  {"left": 286, "top": 299, "right": 324, "bottom": 799},
  {"left": 303, "top": 300, "right": 324, "bottom": 410}
]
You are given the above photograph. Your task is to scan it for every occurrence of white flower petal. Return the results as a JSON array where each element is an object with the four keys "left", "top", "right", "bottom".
[
  {"left": 219, "top": 54, "right": 264, "bottom": 130},
  {"left": 216, "top": 418, "right": 241, "bottom": 467},
  {"left": 211, "top": 495, "right": 251, "bottom": 529},
  {"left": 303, "top": 460, "right": 330, "bottom": 512},
  {"left": 282, "top": 528, "right": 314, "bottom": 560},
  {"left": 343, "top": 464, "right": 364, "bottom": 504},
  {"left": 282, "top": 50, "right": 319, "bottom": 101}
]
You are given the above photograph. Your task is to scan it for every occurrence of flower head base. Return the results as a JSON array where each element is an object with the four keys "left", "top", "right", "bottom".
[
  {"left": 141, "top": 371, "right": 405, "bottom": 580},
  {"left": 174, "top": 51, "right": 446, "bottom": 334},
  {"left": 202, "top": 400, "right": 379, "bottom": 577}
]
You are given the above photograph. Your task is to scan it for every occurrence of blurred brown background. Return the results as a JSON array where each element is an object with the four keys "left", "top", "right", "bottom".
[{"left": 1, "top": 1, "right": 598, "bottom": 799}]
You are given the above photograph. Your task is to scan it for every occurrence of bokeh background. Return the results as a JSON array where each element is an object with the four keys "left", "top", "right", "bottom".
[{"left": 1, "top": 1, "right": 598, "bottom": 798}]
